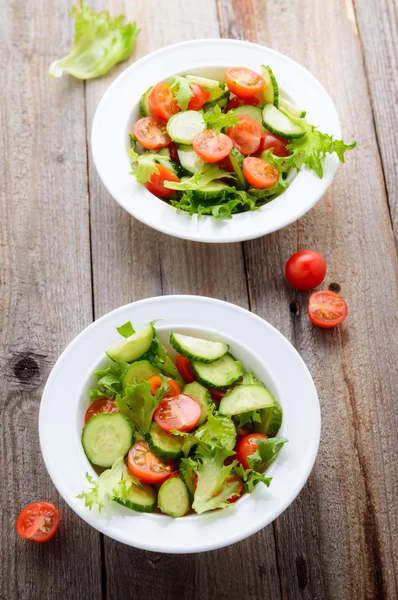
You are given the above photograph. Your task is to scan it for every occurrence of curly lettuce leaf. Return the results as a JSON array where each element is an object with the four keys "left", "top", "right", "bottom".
[
  {"left": 170, "top": 429, "right": 198, "bottom": 457},
  {"left": 164, "top": 165, "right": 234, "bottom": 192},
  {"left": 147, "top": 335, "right": 184, "bottom": 386},
  {"left": 115, "top": 377, "right": 169, "bottom": 434},
  {"left": 247, "top": 436, "right": 288, "bottom": 470},
  {"left": 77, "top": 457, "right": 138, "bottom": 511},
  {"left": 203, "top": 105, "right": 239, "bottom": 133},
  {"left": 235, "top": 409, "right": 261, "bottom": 429},
  {"left": 192, "top": 446, "right": 239, "bottom": 514},
  {"left": 233, "top": 463, "right": 272, "bottom": 493},
  {"left": 171, "top": 187, "right": 258, "bottom": 220},
  {"left": 128, "top": 148, "right": 160, "bottom": 184},
  {"left": 195, "top": 408, "right": 236, "bottom": 451},
  {"left": 116, "top": 321, "right": 135, "bottom": 338},
  {"left": 170, "top": 76, "right": 193, "bottom": 111},
  {"left": 88, "top": 361, "right": 128, "bottom": 399},
  {"left": 50, "top": 3, "right": 139, "bottom": 80}
]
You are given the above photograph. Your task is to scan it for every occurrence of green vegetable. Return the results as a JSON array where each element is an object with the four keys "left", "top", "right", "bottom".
[
  {"left": 164, "top": 164, "right": 235, "bottom": 192},
  {"left": 147, "top": 334, "right": 184, "bottom": 386},
  {"left": 128, "top": 149, "right": 160, "bottom": 184},
  {"left": 235, "top": 409, "right": 262, "bottom": 428},
  {"left": 203, "top": 105, "right": 239, "bottom": 133},
  {"left": 115, "top": 376, "right": 169, "bottom": 435},
  {"left": 116, "top": 321, "right": 135, "bottom": 338},
  {"left": 192, "top": 446, "right": 239, "bottom": 514},
  {"left": 88, "top": 361, "right": 128, "bottom": 399},
  {"left": 194, "top": 408, "right": 236, "bottom": 451},
  {"left": 233, "top": 464, "right": 272, "bottom": 493},
  {"left": 171, "top": 188, "right": 258, "bottom": 219},
  {"left": 247, "top": 436, "right": 288, "bottom": 470},
  {"left": 49, "top": 3, "right": 139, "bottom": 80},
  {"left": 170, "top": 76, "right": 194, "bottom": 111}
]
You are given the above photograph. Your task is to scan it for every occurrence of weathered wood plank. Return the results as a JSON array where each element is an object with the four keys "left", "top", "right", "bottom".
[
  {"left": 85, "top": 1, "right": 282, "bottom": 598},
  {"left": 0, "top": 0, "right": 102, "bottom": 599},
  {"left": 218, "top": 0, "right": 398, "bottom": 599},
  {"left": 354, "top": 0, "right": 398, "bottom": 246}
]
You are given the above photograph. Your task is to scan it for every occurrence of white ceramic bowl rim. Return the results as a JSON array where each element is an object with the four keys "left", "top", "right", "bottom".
[
  {"left": 39, "top": 295, "right": 320, "bottom": 553},
  {"left": 91, "top": 38, "right": 341, "bottom": 243}
]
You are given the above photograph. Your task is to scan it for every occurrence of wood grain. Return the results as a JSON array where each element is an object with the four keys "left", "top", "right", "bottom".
[
  {"left": 218, "top": 1, "right": 398, "bottom": 599},
  {"left": 0, "top": 0, "right": 102, "bottom": 598},
  {"left": 354, "top": 0, "right": 398, "bottom": 246}
]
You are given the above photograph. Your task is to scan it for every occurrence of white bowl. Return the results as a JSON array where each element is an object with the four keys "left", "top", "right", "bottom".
[
  {"left": 91, "top": 39, "right": 340, "bottom": 243},
  {"left": 39, "top": 295, "right": 320, "bottom": 553}
]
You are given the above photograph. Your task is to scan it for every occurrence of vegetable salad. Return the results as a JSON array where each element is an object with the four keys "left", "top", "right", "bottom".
[{"left": 78, "top": 322, "right": 287, "bottom": 517}]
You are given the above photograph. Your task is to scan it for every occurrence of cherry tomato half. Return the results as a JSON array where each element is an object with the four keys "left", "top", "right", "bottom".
[
  {"left": 193, "top": 129, "right": 233, "bottom": 163},
  {"left": 225, "top": 67, "right": 265, "bottom": 98},
  {"left": 227, "top": 115, "right": 262, "bottom": 155},
  {"left": 16, "top": 502, "right": 60, "bottom": 543},
  {"left": 176, "top": 354, "right": 196, "bottom": 383},
  {"left": 148, "top": 82, "right": 180, "bottom": 121},
  {"left": 128, "top": 441, "right": 174, "bottom": 484},
  {"left": 243, "top": 157, "right": 279, "bottom": 188},
  {"left": 285, "top": 250, "right": 327, "bottom": 291},
  {"left": 147, "top": 375, "right": 181, "bottom": 396},
  {"left": 217, "top": 154, "right": 234, "bottom": 172},
  {"left": 188, "top": 83, "right": 210, "bottom": 110},
  {"left": 145, "top": 164, "right": 179, "bottom": 198},
  {"left": 225, "top": 96, "right": 260, "bottom": 112},
  {"left": 84, "top": 398, "right": 119, "bottom": 424},
  {"left": 236, "top": 433, "right": 268, "bottom": 470},
  {"left": 168, "top": 141, "right": 180, "bottom": 164},
  {"left": 134, "top": 116, "right": 171, "bottom": 150},
  {"left": 308, "top": 290, "right": 348, "bottom": 329},
  {"left": 255, "top": 132, "right": 290, "bottom": 158},
  {"left": 154, "top": 394, "right": 201, "bottom": 432}
]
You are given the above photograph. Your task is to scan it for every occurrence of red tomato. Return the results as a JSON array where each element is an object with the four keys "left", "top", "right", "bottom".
[
  {"left": 285, "top": 250, "right": 327, "bottom": 290},
  {"left": 243, "top": 157, "right": 279, "bottom": 188},
  {"left": 227, "top": 115, "right": 262, "bottom": 155},
  {"left": 217, "top": 154, "right": 234, "bottom": 172},
  {"left": 225, "top": 67, "right": 265, "bottom": 98},
  {"left": 148, "top": 82, "right": 180, "bottom": 121},
  {"left": 225, "top": 96, "right": 260, "bottom": 112},
  {"left": 193, "top": 130, "right": 233, "bottom": 163},
  {"left": 236, "top": 433, "right": 268, "bottom": 470},
  {"left": 154, "top": 394, "right": 201, "bottom": 432},
  {"left": 308, "top": 290, "right": 348, "bottom": 328},
  {"left": 188, "top": 83, "right": 210, "bottom": 110},
  {"left": 176, "top": 354, "right": 196, "bottom": 383},
  {"left": 168, "top": 141, "right": 180, "bottom": 164},
  {"left": 208, "top": 387, "right": 226, "bottom": 401},
  {"left": 145, "top": 164, "right": 179, "bottom": 198},
  {"left": 84, "top": 398, "right": 119, "bottom": 424},
  {"left": 255, "top": 132, "right": 290, "bottom": 157},
  {"left": 147, "top": 375, "right": 181, "bottom": 396},
  {"left": 134, "top": 116, "right": 171, "bottom": 150},
  {"left": 128, "top": 441, "right": 174, "bottom": 484},
  {"left": 16, "top": 502, "right": 60, "bottom": 543}
]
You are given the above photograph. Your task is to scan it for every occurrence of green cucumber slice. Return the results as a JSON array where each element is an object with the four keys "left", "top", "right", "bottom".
[
  {"left": 260, "top": 65, "right": 279, "bottom": 107},
  {"left": 114, "top": 480, "right": 157, "bottom": 513},
  {"left": 106, "top": 323, "right": 154, "bottom": 363},
  {"left": 229, "top": 146, "right": 247, "bottom": 190},
  {"left": 233, "top": 105, "right": 264, "bottom": 127},
  {"left": 139, "top": 86, "right": 153, "bottom": 117},
  {"left": 158, "top": 477, "right": 190, "bottom": 517},
  {"left": 254, "top": 400, "right": 283, "bottom": 437},
  {"left": 219, "top": 384, "right": 274, "bottom": 416},
  {"left": 123, "top": 360, "right": 160, "bottom": 391},
  {"left": 279, "top": 95, "right": 306, "bottom": 119},
  {"left": 170, "top": 332, "right": 228, "bottom": 363},
  {"left": 183, "top": 382, "right": 210, "bottom": 426},
  {"left": 166, "top": 111, "right": 205, "bottom": 145},
  {"left": 185, "top": 75, "right": 227, "bottom": 102},
  {"left": 177, "top": 146, "right": 206, "bottom": 174},
  {"left": 146, "top": 422, "right": 184, "bottom": 460},
  {"left": 191, "top": 354, "right": 243, "bottom": 390},
  {"left": 190, "top": 181, "right": 231, "bottom": 201},
  {"left": 179, "top": 460, "right": 196, "bottom": 501},
  {"left": 157, "top": 147, "right": 172, "bottom": 158},
  {"left": 262, "top": 104, "right": 305, "bottom": 140},
  {"left": 204, "top": 90, "right": 230, "bottom": 111},
  {"left": 81, "top": 413, "right": 135, "bottom": 468}
]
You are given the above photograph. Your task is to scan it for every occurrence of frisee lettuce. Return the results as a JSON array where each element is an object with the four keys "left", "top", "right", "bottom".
[
  {"left": 191, "top": 446, "right": 239, "bottom": 514},
  {"left": 115, "top": 376, "right": 169, "bottom": 435},
  {"left": 171, "top": 188, "right": 258, "bottom": 219},
  {"left": 203, "top": 105, "right": 239, "bottom": 133},
  {"left": 195, "top": 408, "right": 236, "bottom": 451},
  {"left": 247, "top": 436, "right": 288, "bottom": 470},
  {"left": 88, "top": 361, "right": 128, "bottom": 399},
  {"left": 50, "top": 3, "right": 139, "bottom": 80},
  {"left": 233, "top": 463, "right": 272, "bottom": 493},
  {"left": 170, "top": 76, "right": 193, "bottom": 111}
]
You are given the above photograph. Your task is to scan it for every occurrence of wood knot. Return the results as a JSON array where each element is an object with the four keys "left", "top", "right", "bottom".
[
  {"left": 56, "top": 153, "right": 65, "bottom": 163},
  {"left": 12, "top": 353, "right": 41, "bottom": 383},
  {"left": 328, "top": 282, "right": 341, "bottom": 293},
  {"left": 290, "top": 301, "right": 300, "bottom": 316}
]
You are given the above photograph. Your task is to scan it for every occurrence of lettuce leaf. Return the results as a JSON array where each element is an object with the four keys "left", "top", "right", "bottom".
[
  {"left": 247, "top": 436, "right": 288, "bottom": 470},
  {"left": 129, "top": 149, "right": 160, "bottom": 184},
  {"left": 50, "top": 3, "right": 139, "bottom": 80},
  {"left": 170, "top": 76, "right": 193, "bottom": 111},
  {"left": 77, "top": 456, "right": 138, "bottom": 511},
  {"left": 147, "top": 336, "right": 184, "bottom": 386},
  {"left": 88, "top": 361, "right": 128, "bottom": 399},
  {"left": 235, "top": 409, "right": 261, "bottom": 429},
  {"left": 164, "top": 165, "right": 235, "bottom": 191},
  {"left": 171, "top": 188, "right": 258, "bottom": 219},
  {"left": 195, "top": 408, "right": 236, "bottom": 451},
  {"left": 115, "top": 377, "right": 169, "bottom": 434},
  {"left": 233, "top": 463, "right": 272, "bottom": 493},
  {"left": 116, "top": 321, "right": 135, "bottom": 338},
  {"left": 203, "top": 105, "right": 239, "bottom": 133},
  {"left": 191, "top": 446, "right": 239, "bottom": 514}
]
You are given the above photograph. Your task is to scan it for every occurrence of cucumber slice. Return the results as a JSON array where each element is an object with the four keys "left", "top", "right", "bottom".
[
  {"left": 170, "top": 332, "right": 229, "bottom": 363},
  {"left": 158, "top": 477, "right": 190, "bottom": 517},
  {"left": 262, "top": 104, "right": 305, "bottom": 140},
  {"left": 157, "top": 147, "right": 172, "bottom": 158},
  {"left": 82, "top": 413, "right": 135, "bottom": 468},
  {"left": 185, "top": 75, "right": 227, "bottom": 102},
  {"left": 260, "top": 65, "right": 279, "bottom": 107},
  {"left": 190, "top": 181, "right": 231, "bottom": 202},
  {"left": 139, "top": 86, "right": 153, "bottom": 117},
  {"left": 204, "top": 90, "right": 230, "bottom": 111},
  {"left": 254, "top": 400, "right": 283, "bottom": 437},
  {"left": 183, "top": 382, "right": 210, "bottom": 426},
  {"left": 279, "top": 95, "right": 306, "bottom": 119},
  {"left": 177, "top": 146, "right": 206, "bottom": 174},
  {"left": 106, "top": 323, "right": 154, "bottom": 363},
  {"left": 179, "top": 460, "right": 196, "bottom": 501},
  {"left": 166, "top": 111, "right": 205, "bottom": 145},
  {"left": 219, "top": 385, "right": 274, "bottom": 416},
  {"left": 192, "top": 354, "right": 243, "bottom": 390},
  {"left": 233, "top": 105, "right": 264, "bottom": 127},
  {"left": 123, "top": 360, "right": 160, "bottom": 391},
  {"left": 114, "top": 480, "right": 157, "bottom": 513},
  {"left": 229, "top": 147, "right": 247, "bottom": 190},
  {"left": 146, "top": 422, "right": 184, "bottom": 460}
]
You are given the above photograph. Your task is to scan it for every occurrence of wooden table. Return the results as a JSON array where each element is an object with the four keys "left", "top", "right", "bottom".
[{"left": 1, "top": 0, "right": 397, "bottom": 598}]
